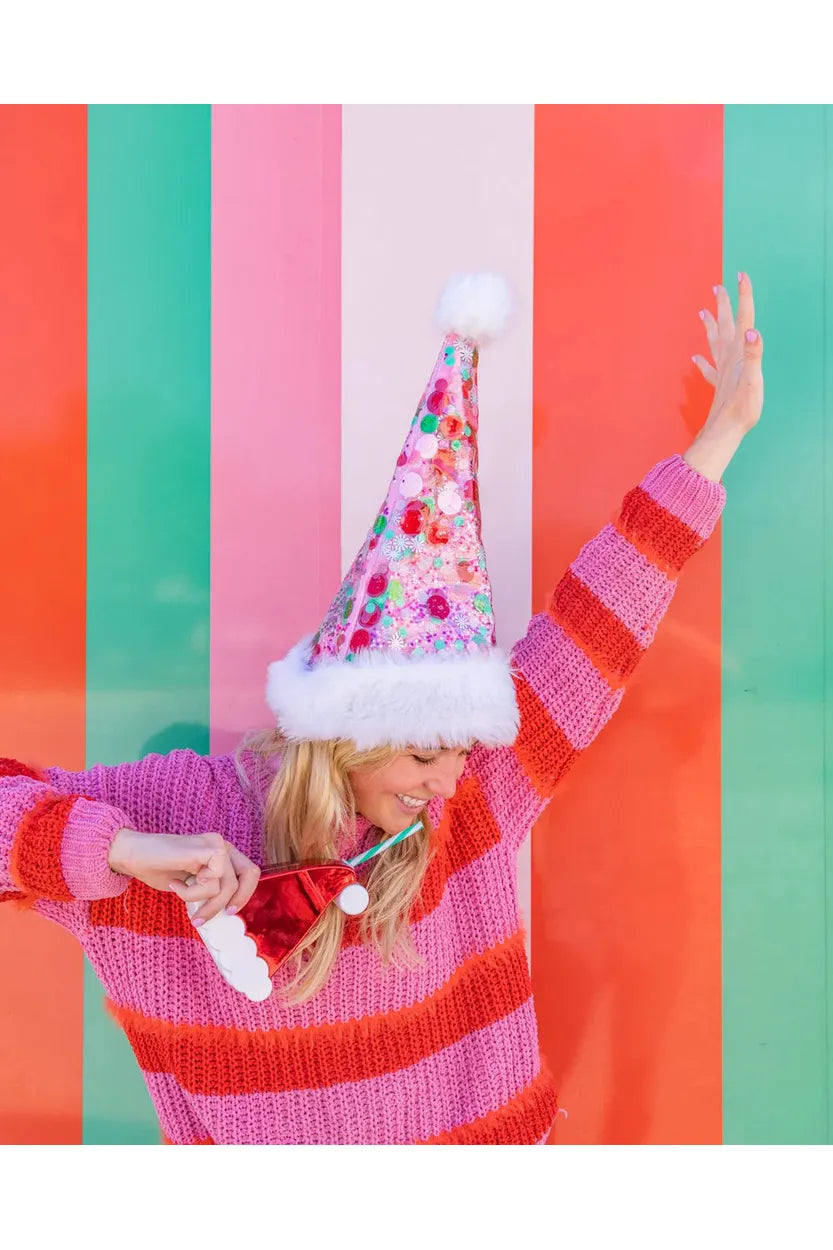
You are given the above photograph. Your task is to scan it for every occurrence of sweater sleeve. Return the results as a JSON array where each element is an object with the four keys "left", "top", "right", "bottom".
[
  {"left": 468, "top": 454, "right": 726, "bottom": 851},
  {"left": 0, "top": 748, "right": 228, "bottom": 928}
]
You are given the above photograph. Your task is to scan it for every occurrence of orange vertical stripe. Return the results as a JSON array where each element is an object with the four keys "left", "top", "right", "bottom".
[
  {"left": 0, "top": 105, "right": 86, "bottom": 1144},
  {"left": 531, "top": 105, "right": 723, "bottom": 1144}
]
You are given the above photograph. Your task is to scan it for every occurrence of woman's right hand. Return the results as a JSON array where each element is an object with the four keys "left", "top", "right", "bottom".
[{"left": 108, "top": 828, "right": 261, "bottom": 925}]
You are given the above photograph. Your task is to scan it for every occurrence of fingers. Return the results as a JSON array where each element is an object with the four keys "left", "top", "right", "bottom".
[
  {"left": 735, "top": 271, "right": 755, "bottom": 335},
  {"left": 225, "top": 846, "right": 262, "bottom": 914},
  {"left": 191, "top": 857, "right": 240, "bottom": 925},
  {"left": 692, "top": 354, "right": 718, "bottom": 387},
  {"left": 169, "top": 875, "right": 222, "bottom": 903},
  {"left": 699, "top": 307, "right": 719, "bottom": 363},
  {"left": 714, "top": 283, "right": 734, "bottom": 342}
]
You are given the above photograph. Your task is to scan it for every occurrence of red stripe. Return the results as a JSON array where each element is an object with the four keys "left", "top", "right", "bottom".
[
  {"left": 111, "top": 932, "right": 532, "bottom": 1096},
  {"left": 0, "top": 104, "right": 87, "bottom": 1144},
  {"left": 617, "top": 486, "right": 704, "bottom": 575},
  {"left": 549, "top": 568, "right": 645, "bottom": 686},
  {"left": 512, "top": 673, "right": 578, "bottom": 799},
  {"left": 531, "top": 104, "right": 724, "bottom": 1144},
  {"left": 0, "top": 759, "right": 45, "bottom": 782},
  {"left": 420, "top": 1069, "right": 558, "bottom": 1145},
  {"left": 10, "top": 795, "right": 76, "bottom": 901},
  {"left": 90, "top": 878, "right": 201, "bottom": 941}
]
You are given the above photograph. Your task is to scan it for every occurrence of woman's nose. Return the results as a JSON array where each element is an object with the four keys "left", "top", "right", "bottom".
[{"left": 428, "top": 765, "right": 462, "bottom": 800}]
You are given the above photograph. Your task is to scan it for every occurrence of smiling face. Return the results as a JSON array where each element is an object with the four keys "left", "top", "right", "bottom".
[{"left": 347, "top": 747, "right": 472, "bottom": 837}]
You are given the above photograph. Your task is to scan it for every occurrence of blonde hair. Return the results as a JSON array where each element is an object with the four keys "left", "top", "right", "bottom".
[{"left": 236, "top": 730, "right": 434, "bottom": 1003}]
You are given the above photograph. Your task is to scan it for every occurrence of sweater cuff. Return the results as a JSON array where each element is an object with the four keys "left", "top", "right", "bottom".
[
  {"left": 60, "top": 797, "right": 132, "bottom": 901},
  {"left": 640, "top": 454, "right": 727, "bottom": 541}
]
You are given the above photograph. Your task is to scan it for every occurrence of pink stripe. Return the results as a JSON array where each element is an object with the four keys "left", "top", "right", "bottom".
[
  {"left": 91, "top": 844, "right": 522, "bottom": 1029},
  {"left": 641, "top": 455, "right": 726, "bottom": 540},
  {"left": 511, "top": 614, "right": 624, "bottom": 751},
  {"left": 571, "top": 526, "right": 674, "bottom": 647},
  {"left": 145, "top": 999, "right": 540, "bottom": 1144},
  {"left": 473, "top": 741, "right": 543, "bottom": 853},
  {"left": 210, "top": 106, "right": 342, "bottom": 754}
]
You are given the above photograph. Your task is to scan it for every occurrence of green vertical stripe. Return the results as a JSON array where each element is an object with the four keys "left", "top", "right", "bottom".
[
  {"left": 722, "top": 105, "right": 830, "bottom": 1143},
  {"left": 85, "top": 105, "right": 211, "bottom": 1144}
]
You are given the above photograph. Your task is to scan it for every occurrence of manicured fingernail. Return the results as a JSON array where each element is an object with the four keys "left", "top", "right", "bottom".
[
  {"left": 698, "top": 310, "right": 706, "bottom": 320},
  {"left": 192, "top": 916, "right": 205, "bottom": 928},
  {"left": 738, "top": 271, "right": 744, "bottom": 284},
  {"left": 746, "top": 329, "right": 758, "bottom": 342},
  {"left": 713, "top": 285, "right": 719, "bottom": 294},
  {"left": 225, "top": 905, "right": 238, "bottom": 915}
]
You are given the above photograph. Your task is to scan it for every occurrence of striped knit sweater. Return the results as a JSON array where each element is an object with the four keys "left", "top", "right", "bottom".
[{"left": 0, "top": 455, "right": 725, "bottom": 1145}]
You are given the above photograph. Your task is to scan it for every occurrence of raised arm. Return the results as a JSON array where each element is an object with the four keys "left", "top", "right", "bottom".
[{"left": 469, "top": 272, "right": 765, "bottom": 851}]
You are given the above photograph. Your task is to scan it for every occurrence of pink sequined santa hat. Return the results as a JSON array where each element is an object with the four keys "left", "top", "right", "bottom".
[{"left": 266, "top": 273, "right": 519, "bottom": 751}]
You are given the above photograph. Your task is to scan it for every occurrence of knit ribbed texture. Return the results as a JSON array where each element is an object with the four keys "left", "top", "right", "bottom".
[{"left": 0, "top": 455, "right": 724, "bottom": 1144}]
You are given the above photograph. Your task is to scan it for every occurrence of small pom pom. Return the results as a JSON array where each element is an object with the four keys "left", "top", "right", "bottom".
[{"left": 435, "top": 272, "right": 514, "bottom": 345}]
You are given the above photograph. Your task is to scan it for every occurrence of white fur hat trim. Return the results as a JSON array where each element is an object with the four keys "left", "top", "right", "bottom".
[{"left": 266, "top": 636, "right": 519, "bottom": 751}]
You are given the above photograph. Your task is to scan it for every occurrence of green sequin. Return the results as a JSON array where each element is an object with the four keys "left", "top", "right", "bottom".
[
  {"left": 433, "top": 557, "right": 443, "bottom": 568},
  {"left": 420, "top": 414, "right": 438, "bottom": 434},
  {"left": 373, "top": 515, "right": 386, "bottom": 535},
  {"left": 454, "top": 639, "right": 465, "bottom": 651},
  {"left": 464, "top": 425, "right": 472, "bottom": 437},
  {"left": 434, "top": 639, "right": 446, "bottom": 650},
  {"left": 474, "top": 593, "right": 491, "bottom": 615},
  {"left": 382, "top": 615, "right": 393, "bottom": 627},
  {"left": 451, "top": 439, "right": 461, "bottom": 451}
]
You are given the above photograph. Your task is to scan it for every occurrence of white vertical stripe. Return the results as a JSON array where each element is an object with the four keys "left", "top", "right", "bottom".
[{"left": 341, "top": 105, "right": 535, "bottom": 944}]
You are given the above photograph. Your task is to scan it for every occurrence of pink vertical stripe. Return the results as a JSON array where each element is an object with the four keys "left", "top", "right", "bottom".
[{"left": 210, "top": 106, "right": 342, "bottom": 754}]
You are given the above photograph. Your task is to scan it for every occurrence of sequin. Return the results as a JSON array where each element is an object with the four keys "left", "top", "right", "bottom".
[
  {"left": 427, "top": 592, "right": 450, "bottom": 620},
  {"left": 400, "top": 502, "right": 427, "bottom": 536},
  {"left": 416, "top": 433, "right": 439, "bottom": 459},
  {"left": 359, "top": 602, "right": 381, "bottom": 628},
  {"left": 474, "top": 593, "right": 491, "bottom": 615},
  {"left": 373, "top": 515, "right": 386, "bottom": 535},
  {"left": 427, "top": 519, "right": 450, "bottom": 545},
  {"left": 437, "top": 488, "right": 462, "bottom": 516},
  {"left": 351, "top": 629, "right": 371, "bottom": 651},
  {"left": 400, "top": 471, "right": 423, "bottom": 499},
  {"left": 420, "top": 413, "right": 439, "bottom": 434},
  {"left": 441, "top": 415, "right": 464, "bottom": 439},
  {"left": 367, "top": 572, "right": 388, "bottom": 598}
]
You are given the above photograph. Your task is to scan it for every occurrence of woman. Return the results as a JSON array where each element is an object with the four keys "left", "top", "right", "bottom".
[{"left": 0, "top": 272, "right": 763, "bottom": 1145}]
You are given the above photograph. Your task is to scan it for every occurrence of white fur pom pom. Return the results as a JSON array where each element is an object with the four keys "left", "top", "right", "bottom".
[{"left": 435, "top": 272, "right": 514, "bottom": 345}]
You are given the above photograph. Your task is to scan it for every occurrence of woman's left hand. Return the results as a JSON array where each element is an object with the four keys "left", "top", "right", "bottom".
[
  {"left": 684, "top": 271, "right": 765, "bottom": 482},
  {"left": 693, "top": 271, "right": 764, "bottom": 435}
]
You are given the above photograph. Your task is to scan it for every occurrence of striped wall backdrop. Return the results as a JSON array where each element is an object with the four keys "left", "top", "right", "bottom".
[{"left": 0, "top": 104, "right": 830, "bottom": 1146}]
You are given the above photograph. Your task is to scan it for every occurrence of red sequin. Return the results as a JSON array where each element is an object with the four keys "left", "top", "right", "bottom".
[
  {"left": 427, "top": 593, "right": 450, "bottom": 620},
  {"left": 359, "top": 602, "right": 381, "bottom": 628},
  {"left": 441, "top": 415, "right": 464, "bottom": 439},
  {"left": 427, "top": 386, "right": 449, "bottom": 416},
  {"left": 427, "top": 520, "right": 450, "bottom": 545},
  {"left": 457, "top": 560, "right": 476, "bottom": 583},
  {"left": 351, "top": 629, "right": 371, "bottom": 651},
  {"left": 367, "top": 572, "right": 388, "bottom": 598},
  {"left": 433, "top": 449, "right": 457, "bottom": 477},
  {"left": 400, "top": 502, "right": 427, "bottom": 536}
]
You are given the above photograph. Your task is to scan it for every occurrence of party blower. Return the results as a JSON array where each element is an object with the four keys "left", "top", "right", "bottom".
[{"left": 184, "top": 821, "right": 423, "bottom": 1000}]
